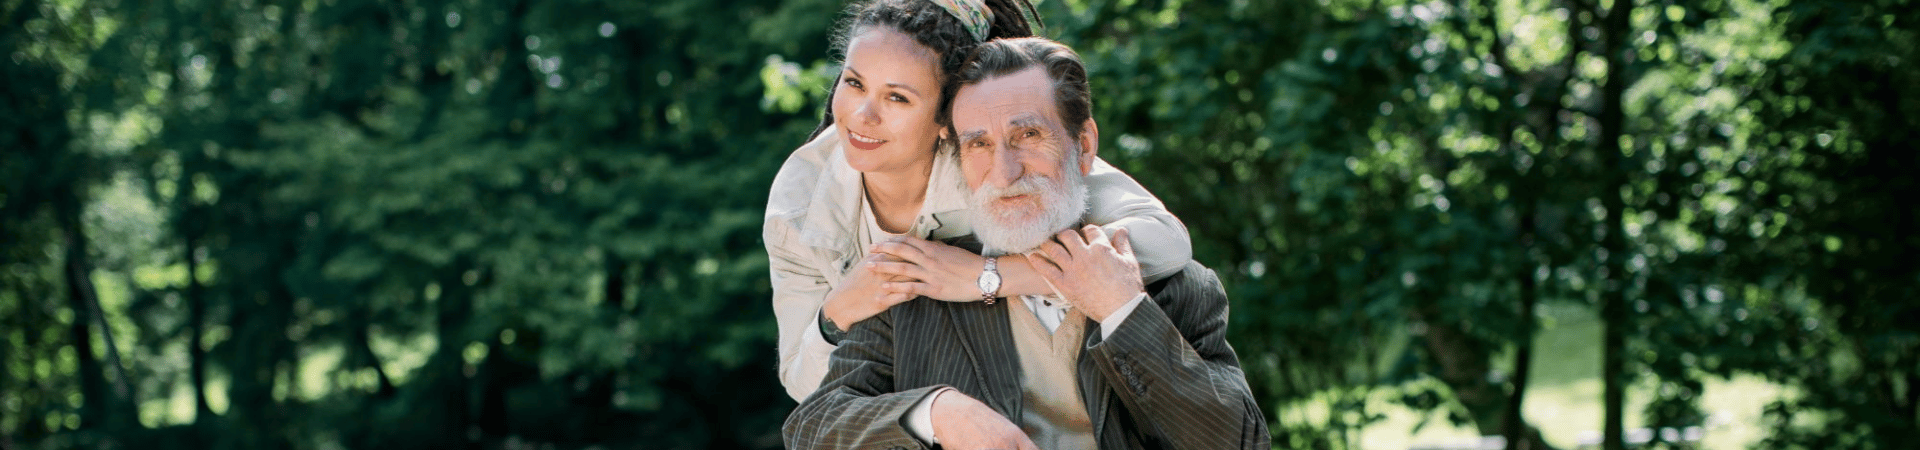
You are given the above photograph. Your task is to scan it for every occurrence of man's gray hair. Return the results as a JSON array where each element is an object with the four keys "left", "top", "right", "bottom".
[{"left": 951, "top": 37, "right": 1092, "bottom": 140}]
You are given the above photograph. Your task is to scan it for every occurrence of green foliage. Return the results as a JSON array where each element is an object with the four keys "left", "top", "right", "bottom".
[
  {"left": 1, "top": 0, "right": 1915, "bottom": 449},
  {"left": 4, "top": 0, "right": 828, "bottom": 448},
  {"left": 1030, "top": 0, "right": 1918, "bottom": 448}
]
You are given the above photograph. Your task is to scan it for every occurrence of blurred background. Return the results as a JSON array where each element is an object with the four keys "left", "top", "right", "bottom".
[{"left": 1, "top": 0, "right": 1915, "bottom": 448}]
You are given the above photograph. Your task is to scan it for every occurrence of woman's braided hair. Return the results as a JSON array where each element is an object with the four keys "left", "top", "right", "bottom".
[{"left": 807, "top": 0, "right": 1041, "bottom": 141}]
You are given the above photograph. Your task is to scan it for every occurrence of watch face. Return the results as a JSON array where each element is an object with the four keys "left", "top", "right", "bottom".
[{"left": 978, "top": 271, "right": 1000, "bottom": 294}]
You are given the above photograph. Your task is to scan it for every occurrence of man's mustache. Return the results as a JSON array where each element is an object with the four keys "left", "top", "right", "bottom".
[{"left": 978, "top": 176, "right": 1048, "bottom": 201}]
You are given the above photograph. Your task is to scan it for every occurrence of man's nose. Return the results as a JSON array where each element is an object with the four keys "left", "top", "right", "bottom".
[{"left": 988, "top": 146, "right": 1024, "bottom": 187}]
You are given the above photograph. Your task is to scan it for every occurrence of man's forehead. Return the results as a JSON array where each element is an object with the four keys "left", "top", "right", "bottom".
[{"left": 954, "top": 68, "right": 1058, "bottom": 130}]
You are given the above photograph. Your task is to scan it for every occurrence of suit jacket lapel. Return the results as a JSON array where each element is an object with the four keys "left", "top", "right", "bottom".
[
  {"left": 933, "top": 234, "right": 1026, "bottom": 419},
  {"left": 942, "top": 299, "right": 1024, "bottom": 418}
]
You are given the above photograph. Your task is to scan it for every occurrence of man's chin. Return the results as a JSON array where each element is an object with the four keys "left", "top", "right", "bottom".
[{"left": 976, "top": 219, "right": 1056, "bottom": 255}]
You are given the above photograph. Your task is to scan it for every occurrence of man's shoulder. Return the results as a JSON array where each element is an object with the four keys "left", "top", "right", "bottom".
[{"left": 1150, "top": 261, "right": 1219, "bottom": 294}]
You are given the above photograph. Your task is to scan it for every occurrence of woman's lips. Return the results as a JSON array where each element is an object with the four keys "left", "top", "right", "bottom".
[{"left": 847, "top": 130, "right": 887, "bottom": 150}]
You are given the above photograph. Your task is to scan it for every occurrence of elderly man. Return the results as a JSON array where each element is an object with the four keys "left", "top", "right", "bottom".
[{"left": 783, "top": 37, "right": 1268, "bottom": 450}]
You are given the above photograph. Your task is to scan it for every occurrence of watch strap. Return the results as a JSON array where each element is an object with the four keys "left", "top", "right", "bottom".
[{"left": 979, "top": 256, "right": 999, "bottom": 305}]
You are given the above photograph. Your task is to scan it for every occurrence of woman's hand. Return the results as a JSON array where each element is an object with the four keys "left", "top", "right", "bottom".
[
  {"left": 820, "top": 252, "right": 918, "bottom": 330},
  {"left": 867, "top": 236, "right": 991, "bottom": 302}
]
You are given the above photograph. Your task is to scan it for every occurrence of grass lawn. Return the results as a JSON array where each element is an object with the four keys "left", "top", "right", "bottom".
[{"left": 1358, "top": 302, "right": 1787, "bottom": 450}]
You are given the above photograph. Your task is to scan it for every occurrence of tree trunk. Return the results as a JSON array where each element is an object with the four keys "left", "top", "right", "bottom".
[
  {"left": 408, "top": 0, "right": 452, "bottom": 143},
  {"left": 429, "top": 267, "right": 476, "bottom": 449},
  {"left": 57, "top": 199, "right": 135, "bottom": 431},
  {"left": 1597, "top": 0, "right": 1636, "bottom": 448},
  {"left": 186, "top": 219, "right": 213, "bottom": 421},
  {"left": 167, "top": 0, "right": 215, "bottom": 425},
  {"left": 1420, "top": 319, "right": 1554, "bottom": 450},
  {"left": 353, "top": 312, "right": 396, "bottom": 397},
  {"left": 580, "top": 258, "right": 628, "bottom": 407},
  {"left": 1505, "top": 252, "right": 1541, "bottom": 450}
]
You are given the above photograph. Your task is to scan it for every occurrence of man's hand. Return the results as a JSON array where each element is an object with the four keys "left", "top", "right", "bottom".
[
  {"left": 867, "top": 236, "right": 989, "bottom": 302},
  {"left": 930, "top": 391, "right": 1039, "bottom": 450},
  {"left": 1027, "top": 225, "right": 1144, "bottom": 323}
]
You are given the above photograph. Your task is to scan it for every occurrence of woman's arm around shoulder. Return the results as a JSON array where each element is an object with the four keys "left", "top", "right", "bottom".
[{"left": 1082, "top": 156, "right": 1192, "bottom": 282}]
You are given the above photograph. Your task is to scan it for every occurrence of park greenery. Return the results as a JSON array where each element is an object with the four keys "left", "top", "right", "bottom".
[{"left": 1, "top": 0, "right": 1914, "bottom": 449}]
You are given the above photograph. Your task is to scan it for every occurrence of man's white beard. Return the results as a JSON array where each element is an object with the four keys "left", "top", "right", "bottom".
[{"left": 971, "top": 153, "right": 1089, "bottom": 255}]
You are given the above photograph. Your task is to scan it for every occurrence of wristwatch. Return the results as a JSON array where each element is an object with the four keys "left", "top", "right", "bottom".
[{"left": 976, "top": 256, "right": 1001, "bottom": 305}]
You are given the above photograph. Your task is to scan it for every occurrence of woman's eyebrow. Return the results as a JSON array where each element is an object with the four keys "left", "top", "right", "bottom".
[
  {"left": 886, "top": 83, "right": 923, "bottom": 97},
  {"left": 843, "top": 65, "right": 922, "bottom": 97}
]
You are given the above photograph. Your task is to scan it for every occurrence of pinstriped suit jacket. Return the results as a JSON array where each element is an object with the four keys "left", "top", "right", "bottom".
[{"left": 783, "top": 260, "right": 1270, "bottom": 449}]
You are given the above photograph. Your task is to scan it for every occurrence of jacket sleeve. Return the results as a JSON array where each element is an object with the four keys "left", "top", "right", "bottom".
[
  {"left": 783, "top": 307, "right": 946, "bottom": 449},
  {"left": 1083, "top": 262, "right": 1271, "bottom": 449},
  {"left": 1082, "top": 157, "right": 1193, "bottom": 283},
  {"left": 767, "top": 216, "right": 843, "bottom": 402},
  {"left": 766, "top": 132, "right": 848, "bottom": 402}
]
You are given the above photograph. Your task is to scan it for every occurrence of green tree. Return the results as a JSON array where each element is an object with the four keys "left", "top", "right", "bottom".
[{"left": 1711, "top": 0, "right": 1920, "bottom": 447}]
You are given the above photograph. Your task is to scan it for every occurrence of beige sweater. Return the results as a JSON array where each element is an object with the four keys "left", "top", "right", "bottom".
[{"left": 1008, "top": 300, "right": 1097, "bottom": 449}]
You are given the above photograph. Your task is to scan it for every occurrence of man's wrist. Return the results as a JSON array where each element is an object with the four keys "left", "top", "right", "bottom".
[
  {"left": 905, "top": 387, "right": 952, "bottom": 445},
  {"left": 1086, "top": 289, "right": 1141, "bottom": 322},
  {"left": 1098, "top": 292, "right": 1149, "bottom": 339}
]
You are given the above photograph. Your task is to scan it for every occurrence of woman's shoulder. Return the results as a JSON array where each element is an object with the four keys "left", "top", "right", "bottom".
[
  {"left": 767, "top": 128, "right": 844, "bottom": 218},
  {"left": 767, "top": 128, "right": 865, "bottom": 255}
]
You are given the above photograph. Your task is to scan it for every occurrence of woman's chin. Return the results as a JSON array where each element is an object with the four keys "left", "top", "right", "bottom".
[{"left": 842, "top": 154, "right": 882, "bottom": 173}]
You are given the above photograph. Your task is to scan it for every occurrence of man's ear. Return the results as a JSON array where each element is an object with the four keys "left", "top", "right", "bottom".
[{"left": 1077, "top": 118, "right": 1099, "bottom": 176}]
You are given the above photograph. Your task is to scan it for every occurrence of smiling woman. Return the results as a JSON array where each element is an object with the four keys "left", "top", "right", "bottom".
[{"left": 831, "top": 27, "right": 943, "bottom": 190}]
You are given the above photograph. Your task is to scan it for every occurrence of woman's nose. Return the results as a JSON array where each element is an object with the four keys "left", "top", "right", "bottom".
[{"left": 854, "top": 98, "right": 879, "bottom": 124}]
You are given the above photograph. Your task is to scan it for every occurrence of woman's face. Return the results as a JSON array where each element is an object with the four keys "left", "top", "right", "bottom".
[{"left": 833, "top": 27, "right": 945, "bottom": 175}]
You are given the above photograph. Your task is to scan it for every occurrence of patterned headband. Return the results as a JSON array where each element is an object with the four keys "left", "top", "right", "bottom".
[{"left": 928, "top": 0, "right": 995, "bottom": 42}]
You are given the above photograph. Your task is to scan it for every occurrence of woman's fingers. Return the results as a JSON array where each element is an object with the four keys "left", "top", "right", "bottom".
[
  {"left": 881, "top": 291, "right": 915, "bottom": 307},
  {"left": 867, "top": 260, "right": 925, "bottom": 281},
  {"left": 892, "top": 236, "right": 942, "bottom": 255},
  {"left": 1025, "top": 250, "right": 1065, "bottom": 296},
  {"left": 868, "top": 240, "right": 928, "bottom": 263},
  {"left": 1027, "top": 247, "right": 1063, "bottom": 279}
]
